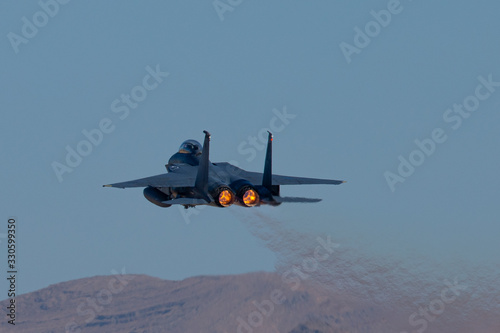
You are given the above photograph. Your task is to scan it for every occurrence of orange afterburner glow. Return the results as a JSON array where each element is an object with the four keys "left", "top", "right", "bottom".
[
  {"left": 242, "top": 189, "right": 259, "bottom": 207},
  {"left": 218, "top": 190, "right": 233, "bottom": 207}
]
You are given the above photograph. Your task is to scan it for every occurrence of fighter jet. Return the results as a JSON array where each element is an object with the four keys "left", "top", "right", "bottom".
[{"left": 104, "top": 131, "right": 345, "bottom": 208}]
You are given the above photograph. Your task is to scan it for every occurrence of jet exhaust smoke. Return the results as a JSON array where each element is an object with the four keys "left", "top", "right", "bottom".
[{"left": 232, "top": 209, "right": 500, "bottom": 333}]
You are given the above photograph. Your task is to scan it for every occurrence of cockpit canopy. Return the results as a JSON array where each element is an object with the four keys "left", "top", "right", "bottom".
[{"left": 178, "top": 140, "right": 202, "bottom": 156}]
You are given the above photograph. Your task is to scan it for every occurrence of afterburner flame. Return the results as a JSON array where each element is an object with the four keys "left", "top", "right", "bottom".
[
  {"left": 242, "top": 189, "right": 259, "bottom": 207},
  {"left": 218, "top": 190, "right": 233, "bottom": 207}
]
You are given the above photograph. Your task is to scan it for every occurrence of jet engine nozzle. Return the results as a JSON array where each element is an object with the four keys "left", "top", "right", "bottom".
[
  {"left": 230, "top": 180, "right": 261, "bottom": 207},
  {"left": 238, "top": 185, "right": 260, "bottom": 207},
  {"left": 210, "top": 185, "right": 235, "bottom": 207}
]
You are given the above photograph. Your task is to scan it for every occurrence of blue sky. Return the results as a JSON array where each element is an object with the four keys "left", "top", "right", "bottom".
[{"left": 1, "top": 0, "right": 499, "bottom": 297}]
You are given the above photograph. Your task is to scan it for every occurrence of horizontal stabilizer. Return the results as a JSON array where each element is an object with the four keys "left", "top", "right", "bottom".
[{"left": 268, "top": 196, "right": 322, "bottom": 203}]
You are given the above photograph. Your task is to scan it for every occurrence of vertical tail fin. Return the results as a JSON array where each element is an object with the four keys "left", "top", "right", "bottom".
[
  {"left": 262, "top": 131, "right": 273, "bottom": 190},
  {"left": 195, "top": 130, "right": 211, "bottom": 197}
]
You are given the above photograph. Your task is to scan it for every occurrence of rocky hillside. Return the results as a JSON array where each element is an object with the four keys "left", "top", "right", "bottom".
[{"left": 0, "top": 272, "right": 392, "bottom": 333}]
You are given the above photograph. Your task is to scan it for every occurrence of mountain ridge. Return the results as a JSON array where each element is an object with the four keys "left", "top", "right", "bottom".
[{"left": 0, "top": 271, "right": 389, "bottom": 333}]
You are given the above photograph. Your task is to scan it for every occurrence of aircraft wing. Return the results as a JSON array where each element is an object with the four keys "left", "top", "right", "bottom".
[
  {"left": 103, "top": 166, "right": 197, "bottom": 189},
  {"left": 214, "top": 163, "right": 345, "bottom": 185}
]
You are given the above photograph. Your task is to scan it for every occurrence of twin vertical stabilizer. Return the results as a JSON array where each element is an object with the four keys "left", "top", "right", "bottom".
[
  {"left": 194, "top": 130, "right": 211, "bottom": 200},
  {"left": 262, "top": 131, "right": 273, "bottom": 190}
]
